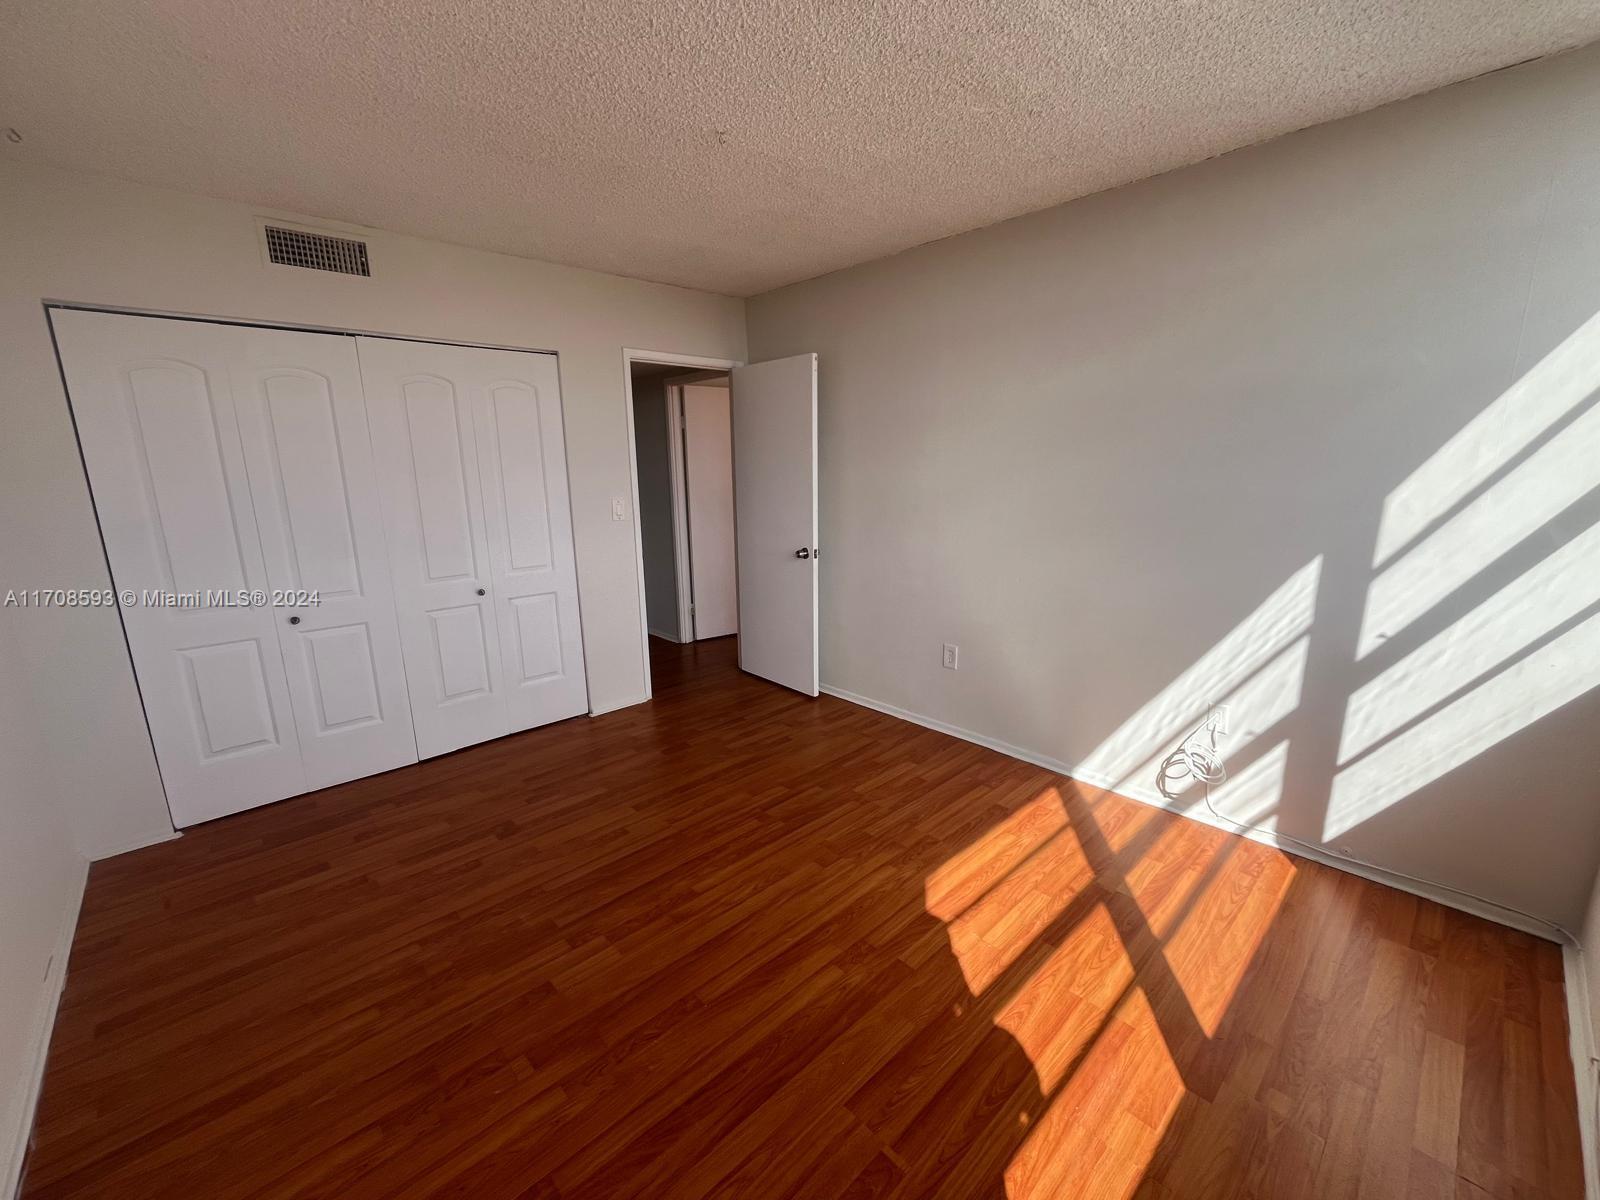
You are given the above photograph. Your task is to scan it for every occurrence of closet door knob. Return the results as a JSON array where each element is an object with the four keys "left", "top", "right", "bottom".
[
  {"left": 795, "top": 548, "right": 811, "bottom": 560},
  {"left": 476, "top": 587, "right": 486, "bottom": 596},
  {"left": 288, "top": 615, "right": 301, "bottom": 625}
]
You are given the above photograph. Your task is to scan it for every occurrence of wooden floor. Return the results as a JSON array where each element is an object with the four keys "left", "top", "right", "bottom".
[{"left": 23, "top": 637, "right": 1584, "bottom": 1199}]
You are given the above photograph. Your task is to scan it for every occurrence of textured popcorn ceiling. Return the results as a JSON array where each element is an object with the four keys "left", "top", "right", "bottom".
[{"left": 3, "top": 1, "right": 1599, "bottom": 296}]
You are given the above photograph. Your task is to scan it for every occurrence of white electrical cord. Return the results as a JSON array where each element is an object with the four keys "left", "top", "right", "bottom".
[
  {"left": 1158, "top": 717, "right": 1575, "bottom": 944},
  {"left": 1159, "top": 718, "right": 1229, "bottom": 791}
]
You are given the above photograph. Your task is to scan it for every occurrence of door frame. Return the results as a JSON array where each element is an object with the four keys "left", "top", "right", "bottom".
[{"left": 621, "top": 348, "right": 743, "bottom": 700}]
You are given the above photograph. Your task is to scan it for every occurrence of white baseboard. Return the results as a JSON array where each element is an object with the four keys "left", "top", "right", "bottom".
[
  {"left": 646, "top": 626, "right": 684, "bottom": 644},
  {"left": 3, "top": 856, "right": 88, "bottom": 1200},
  {"left": 819, "top": 683, "right": 1565, "bottom": 942},
  {"left": 86, "top": 827, "right": 180, "bottom": 862},
  {"left": 1564, "top": 943, "right": 1600, "bottom": 1200}
]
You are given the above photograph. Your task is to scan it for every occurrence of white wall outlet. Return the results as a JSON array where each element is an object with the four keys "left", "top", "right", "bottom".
[
  {"left": 942, "top": 643, "right": 959, "bottom": 670},
  {"left": 612, "top": 496, "right": 627, "bottom": 522},
  {"left": 1207, "top": 704, "right": 1230, "bottom": 736}
]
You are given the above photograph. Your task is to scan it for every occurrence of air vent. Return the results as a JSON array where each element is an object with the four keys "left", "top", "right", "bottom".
[{"left": 262, "top": 224, "right": 371, "bottom": 277}]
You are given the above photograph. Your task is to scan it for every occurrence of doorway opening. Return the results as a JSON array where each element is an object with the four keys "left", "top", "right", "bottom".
[
  {"left": 627, "top": 356, "right": 738, "bottom": 694},
  {"left": 623, "top": 347, "right": 819, "bottom": 703}
]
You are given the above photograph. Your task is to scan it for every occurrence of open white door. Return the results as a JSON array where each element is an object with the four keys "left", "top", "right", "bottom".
[{"left": 731, "top": 353, "right": 818, "bottom": 695}]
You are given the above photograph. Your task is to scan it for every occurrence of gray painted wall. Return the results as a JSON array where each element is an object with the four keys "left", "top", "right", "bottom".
[
  {"left": 633, "top": 372, "right": 682, "bottom": 641},
  {"left": 749, "top": 44, "right": 1600, "bottom": 929}
]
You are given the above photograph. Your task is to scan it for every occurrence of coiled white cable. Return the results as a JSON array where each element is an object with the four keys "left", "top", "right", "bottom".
[{"left": 1158, "top": 720, "right": 1228, "bottom": 791}]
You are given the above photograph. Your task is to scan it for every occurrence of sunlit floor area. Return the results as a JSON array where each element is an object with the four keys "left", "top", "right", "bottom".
[{"left": 21, "top": 638, "right": 1583, "bottom": 1199}]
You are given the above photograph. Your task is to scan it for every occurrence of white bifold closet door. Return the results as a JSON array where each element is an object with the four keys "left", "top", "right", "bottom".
[
  {"left": 357, "top": 337, "right": 588, "bottom": 758},
  {"left": 53, "top": 309, "right": 417, "bottom": 827}
]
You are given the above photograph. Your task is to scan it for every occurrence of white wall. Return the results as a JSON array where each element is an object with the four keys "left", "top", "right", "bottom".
[
  {"left": 0, "top": 597, "right": 84, "bottom": 1195},
  {"left": 632, "top": 372, "right": 682, "bottom": 641},
  {"left": 748, "top": 44, "right": 1600, "bottom": 930},
  {"left": 0, "top": 159, "right": 745, "bottom": 858}
]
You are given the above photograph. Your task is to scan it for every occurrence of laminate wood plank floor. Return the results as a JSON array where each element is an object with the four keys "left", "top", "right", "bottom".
[{"left": 22, "top": 637, "right": 1583, "bottom": 1198}]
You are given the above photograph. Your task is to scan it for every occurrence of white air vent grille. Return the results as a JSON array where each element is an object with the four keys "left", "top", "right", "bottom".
[{"left": 263, "top": 225, "right": 371, "bottom": 276}]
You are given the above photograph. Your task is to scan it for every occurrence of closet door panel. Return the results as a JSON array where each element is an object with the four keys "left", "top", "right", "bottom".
[
  {"left": 357, "top": 337, "right": 508, "bottom": 757},
  {"left": 471, "top": 351, "right": 589, "bottom": 730},
  {"left": 232, "top": 326, "right": 418, "bottom": 788},
  {"left": 51, "top": 309, "right": 307, "bottom": 827}
]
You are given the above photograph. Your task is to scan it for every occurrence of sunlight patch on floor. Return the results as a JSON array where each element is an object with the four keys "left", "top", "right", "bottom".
[
  {"left": 1160, "top": 851, "right": 1293, "bottom": 1036},
  {"left": 1004, "top": 988, "right": 1183, "bottom": 1200},
  {"left": 992, "top": 918, "right": 1129, "bottom": 1092},
  {"left": 924, "top": 788, "right": 1069, "bottom": 923},
  {"left": 1087, "top": 787, "right": 1165, "bottom": 854},
  {"left": 940, "top": 828, "right": 1096, "bottom": 995},
  {"left": 1116, "top": 820, "right": 1231, "bottom": 941},
  {"left": 927, "top": 779, "right": 1294, "bottom": 1198}
]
